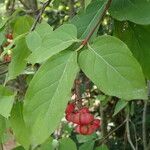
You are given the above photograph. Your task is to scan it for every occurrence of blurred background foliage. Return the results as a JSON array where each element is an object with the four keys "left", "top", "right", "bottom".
[{"left": 0, "top": 0, "right": 150, "bottom": 150}]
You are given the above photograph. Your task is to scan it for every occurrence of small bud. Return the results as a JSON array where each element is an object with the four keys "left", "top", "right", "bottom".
[
  {"left": 65, "top": 113, "right": 73, "bottom": 122},
  {"left": 79, "top": 107, "right": 89, "bottom": 113},
  {"left": 6, "top": 33, "right": 13, "bottom": 40}
]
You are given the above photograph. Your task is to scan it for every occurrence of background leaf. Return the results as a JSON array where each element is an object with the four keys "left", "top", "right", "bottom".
[
  {"left": 26, "top": 24, "right": 78, "bottom": 63},
  {"left": 59, "top": 138, "right": 77, "bottom": 150},
  {"left": 95, "top": 144, "right": 109, "bottom": 150},
  {"left": 113, "top": 100, "right": 128, "bottom": 116},
  {"left": 10, "top": 102, "right": 30, "bottom": 149},
  {"left": 85, "top": 0, "right": 92, "bottom": 8},
  {"left": 114, "top": 21, "right": 150, "bottom": 79},
  {"left": 0, "top": 85, "right": 15, "bottom": 118},
  {"left": 110, "top": 0, "right": 150, "bottom": 25},
  {"left": 76, "top": 133, "right": 97, "bottom": 143},
  {"left": 0, "top": 115, "right": 6, "bottom": 141},
  {"left": 13, "top": 15, "right": 33, "bottom": 37},
  {"left": 71, "top": 0, "right": 109, "bottom": 39},
  {"left": 79, "top": 35, "right": 147, "bottom": 100},
  {"left": 26, "top": 22, "right": 53, "bottom": 53},
  {"left": 12, "top": 146, "right": 25, "bottom": 150},
  {"left": 79, "top": 141, "right": 95, "bottom": 150},
  {"left": 0, "top": 27, "right": 4, "bottom": 45},
  {"left": 8, "top": 38, "right": 31, "bottom": 80},
  {"left": 36, "top": 137, "right": 53, "bottom": 150},
  {"left": 23, "top": 51, "right": 79, "bottom": 145}
]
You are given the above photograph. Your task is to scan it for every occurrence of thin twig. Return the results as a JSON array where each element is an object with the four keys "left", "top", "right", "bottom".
[
  {"left": 143, "top": 100, "right": 148, "bottom": 150},
  {"left": 130, "top": 120, "right": 138, "bottom": 150},
  {"left": 82, "top": 0, "right": 112, "bottom": 45},
  {"left": 97, "top": 119, "right": 127, "bottom": 145},
  {"left": 30, "top": 0, "right": 52, "bottom": 31},
  {"left": 126, "top": 113, "right": 136, "bottom": 150}
]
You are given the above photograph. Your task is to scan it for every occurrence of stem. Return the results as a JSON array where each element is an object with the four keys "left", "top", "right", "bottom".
[
  {"left": 100, "top": 103, "right": 108, "bottom": 140},
  {"left": 82, "top": 0, "right": 112, "bottom": 45},
  {"left": 30, "top": 0, "right": 52, "bottom": 31},
  {"left": 143, "top": 100, "right": 148, "bottom": 150},
  {"left": 130, "top": 120, "right": 138, "bottom": 150},
  {"left": 75, "top": 73, "right": 82, "bottom": 108},
  {"left": 126, "top": 113, "right": 136, "bottom": 150}
]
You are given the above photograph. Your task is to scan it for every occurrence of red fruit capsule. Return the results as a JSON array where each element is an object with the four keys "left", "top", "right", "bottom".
[
  {"left": 65, "top": 103, "right": 75, "bottom": 114},
  {"left": 75, "top": 125, "right": 80, "bottom": 134},
  {"left": 75, "top": 124, "right": 97, "bottom": 135},
  {"left": 72, "top": 112, "right": 94, "bottom": 125},
  {"left": 65, "top": 113, "right": 74, "bottom": 122},
  {"left": 86, "top": 126, "right": 95, "bottom": 135},
  {"left": 93, "top": 119, "right": 101, "bottom": 128},
  {"left": 72, "top": 112, "right": 80, "bottom": 124},
  {"left": 79, "top": 125, "right": 89, "bottom": 135},
  {"left": 80, "top": 113, "right": 94, "bottom": 125}
]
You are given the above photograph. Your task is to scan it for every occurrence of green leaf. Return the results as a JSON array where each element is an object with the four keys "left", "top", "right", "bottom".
[
  {"left": 52, "top": 0, "right": 61, "bottom": 8},
  {"left": 26, "top": 22, "right": 53, "bottom": 53},
  {"left": 0, "top": 18, "right": 6, "bottom": 29},
  {"left": 114, "top": 21, "right": 150, "bottom": 79},
  {"left": 13, "top": 15, "right": 34, "bottom": 37},
  {"left": 10, "top": 102, "right": 30, "bottom": 149},
  {"left": 37, "top": 137, "right": 53, "bottom": 150},
  {"left": 26, "top": 24, "right": 78, "bottom": 63},
  {"left": 8, "top": 38, "right": 31, "bottom": 80},
  {"left": 12, "top": 146, "right": 25, "bottom": 150},
  {"left": 59, "top": 138, "right": 77, "bottom": 150},
  {"left": 113, "top": 100, "right": 128, "bottom": 116},
  {"left": 85, "top": 0, "right": 92, "bottom": 8},
  {"left": 95, "top": 144, "right": 108, "bottom": 150},
  {"left": 23, "top": 51, "right": 79, "bottom": 145},
  {"left": 71, "top": 0, "right": 109, "bottom": 39},
  {"left": 110, "top": 0, "right": 150, "bottom": 25},
  {"left": 79, "top": 141, "right": 95, "bottom": 150},
  {"left": 79, "top": 35, "right": 147, "bottom": 100},
  {"left": 0, "top": 27, "right": 4, "bottom": 45},
  {"left": 0, "top": 115, "right": 6, "bottom": 141},
  {"left": 76, "top": 133, "right": 97, "bottom": 143},
  {"left": 0, "top": 85, "right": 15, "bottom": 118}
]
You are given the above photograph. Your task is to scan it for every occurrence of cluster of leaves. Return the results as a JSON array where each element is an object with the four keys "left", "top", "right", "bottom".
[{"left": 0, "top": 0, "right": 150, "bottom": 149}]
